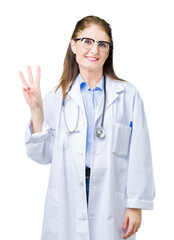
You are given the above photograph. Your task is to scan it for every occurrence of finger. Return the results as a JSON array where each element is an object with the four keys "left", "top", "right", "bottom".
[
  {"left": 22, "top": 85, "right": 33, "bottom": 93},
  {"left": 18, "top": 70, "right": 29, "bottom": 87},
  {"left": 27, "top": 65, "right": 34, "bottom": 85},
  {"left": 122, "top": 215, "right": 129, "bottom": 230},
  {"left": 123, "top": 224, "right": 134, "bottom": 239},
  {"left": 133, "top": 226, "right": 139, "bottom": 234},
  {"left": 35, "top": 65, "right": 41, "bottom": 88},
  {"left": 22, "top": 86, "right": 29, "bottom": 92},
  {"left": 131, "top": 224, "right": 137, "bottom": 236},
  {"left": 133, "top": 222, "right": 141, "bottom": 234},
  {"left": 22, "top": 87, "right": 30, "bottom": 96}
]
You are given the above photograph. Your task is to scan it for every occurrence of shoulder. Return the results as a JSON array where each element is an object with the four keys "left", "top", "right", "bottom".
[
  {"left": 43, "top": 85, "right": 63, "bottom": 104},
  {"left": 122, "top": 80, "right": 144, "bottom": 106},
  {"left": 108, "top": 76, "right": 144, "bottom": 106},
  {"left": 42, "top": 85, "right": 63, "bottom": 118},
  {"left": 42, "top": 86, "right": 63, "bottom": 126}
]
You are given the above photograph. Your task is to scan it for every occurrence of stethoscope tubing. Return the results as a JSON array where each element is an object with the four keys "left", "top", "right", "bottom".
[
  {"left": 62, "top": 75, "right": 106, "bottom": 137},
  {"left": 101, "top": 75, "right": 106, "bottom": 129}
]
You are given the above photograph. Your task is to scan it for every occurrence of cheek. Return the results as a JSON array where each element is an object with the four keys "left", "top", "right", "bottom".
[
  {"left": 100, "top": 54, "right": 109, "bottom": 65},
  {"left": 104, "top": 51, "right": 109, "bottom": 61},
  {"left": 75, "top": 49, "right": 88, "bottom": 63},
  {"left": 75, "top": 55, "right": 84, "bottom": 66}
]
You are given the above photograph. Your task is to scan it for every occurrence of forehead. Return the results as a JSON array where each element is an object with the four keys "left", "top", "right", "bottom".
[{"left": 78, "top": 25, "right": 110, "bottom": 41}]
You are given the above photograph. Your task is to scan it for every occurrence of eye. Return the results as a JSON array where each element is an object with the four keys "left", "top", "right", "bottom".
[
  {"left": 83, "top": 38, "right": 93, "bottom": 45},
  {"left": 98, "top": 41, "right": 107, "bottom": 48}
]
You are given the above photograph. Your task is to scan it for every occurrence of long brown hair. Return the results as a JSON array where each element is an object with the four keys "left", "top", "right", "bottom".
[{"left": 55, "top": 15, "right": 125, "bottom": 101}]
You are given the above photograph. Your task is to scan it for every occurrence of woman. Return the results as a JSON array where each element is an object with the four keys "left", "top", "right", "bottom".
[{"left": 19, "top": 15, "right": 155, "bottom": 240}]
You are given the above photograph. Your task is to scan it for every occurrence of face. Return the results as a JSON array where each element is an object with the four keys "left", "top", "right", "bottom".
[{"left": 71, "top": 25, "right": 111, "bottom": 74}]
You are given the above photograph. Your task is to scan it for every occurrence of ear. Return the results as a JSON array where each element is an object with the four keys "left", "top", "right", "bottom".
[{"left": 70, "top": 39, "right": 76, "bottom": 54}]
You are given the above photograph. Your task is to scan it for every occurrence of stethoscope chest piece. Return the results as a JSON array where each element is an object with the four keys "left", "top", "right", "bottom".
[{"left": 96, "top": 127, "right": 105, "bottom": 139}]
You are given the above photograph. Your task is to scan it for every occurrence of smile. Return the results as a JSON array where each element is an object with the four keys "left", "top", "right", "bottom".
[{"left": 85, "top": 56, "right": 99, "bottom": 62}]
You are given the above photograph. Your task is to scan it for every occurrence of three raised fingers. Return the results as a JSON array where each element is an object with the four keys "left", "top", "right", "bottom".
[{"left": 19, "top": 65, "right": 41, "bottom": 90}]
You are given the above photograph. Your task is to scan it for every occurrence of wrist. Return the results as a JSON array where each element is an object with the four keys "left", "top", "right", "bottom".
[{"left": 30, "top": 106, "right": 43, "bottom": 114}]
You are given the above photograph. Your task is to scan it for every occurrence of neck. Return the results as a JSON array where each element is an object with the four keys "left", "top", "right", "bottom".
[{"left": 79, "top": 69, "right": 103, "bottom": 88}]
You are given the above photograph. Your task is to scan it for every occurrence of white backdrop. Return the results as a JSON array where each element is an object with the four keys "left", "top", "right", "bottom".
[{"left": 0, "top": 0, "right": 173, "bottom": 239}]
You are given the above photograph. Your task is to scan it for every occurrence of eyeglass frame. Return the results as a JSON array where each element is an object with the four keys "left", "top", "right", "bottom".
[{"left": 73, "top": 37, "right": 112, "bottom": 51}]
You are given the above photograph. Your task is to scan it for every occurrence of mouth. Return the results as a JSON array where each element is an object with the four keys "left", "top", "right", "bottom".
[{"left": 85, "top": 56, "right": 99, "bottom": 62}]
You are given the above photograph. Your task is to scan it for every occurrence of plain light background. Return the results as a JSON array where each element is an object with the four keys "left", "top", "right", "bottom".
[{"left": 0, "top": 0, "right": 173, "bottom": 239}]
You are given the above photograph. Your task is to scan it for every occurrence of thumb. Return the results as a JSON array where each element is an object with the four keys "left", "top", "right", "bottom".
[{"left": 122, "top": 214, "right": 129, "bottom": 230}]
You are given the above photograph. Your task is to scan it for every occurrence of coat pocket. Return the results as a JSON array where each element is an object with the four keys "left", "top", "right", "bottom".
[
  {"left": 42, "top": 189, "right": 59, "bottom": 234},
  {"left": 112, "top": 123, "right": 131, "bottom": 157}
]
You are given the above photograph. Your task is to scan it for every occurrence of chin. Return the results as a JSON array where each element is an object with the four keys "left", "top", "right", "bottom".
[{"left": 80, "top": 63, "right": 102, "bottom": 73}]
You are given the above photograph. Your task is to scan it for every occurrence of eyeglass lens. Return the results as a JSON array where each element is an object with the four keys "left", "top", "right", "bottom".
[{"left": 82, "top": 38, "right": 109, "bottom": 51}]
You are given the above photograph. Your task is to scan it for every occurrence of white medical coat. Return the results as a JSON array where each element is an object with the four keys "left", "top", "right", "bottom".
[{"left": 25, "top": 75, "right": 155, "bottom": 240}]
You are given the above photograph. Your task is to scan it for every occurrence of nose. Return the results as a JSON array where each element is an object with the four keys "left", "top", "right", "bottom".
[{"left": 90, "top": 42, "right": 99, "bottom": 54}]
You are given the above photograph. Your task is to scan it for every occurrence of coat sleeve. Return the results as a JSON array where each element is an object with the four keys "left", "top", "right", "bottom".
[
  {"left": 126, "top": 93, "right": 156, "bottom": 210},
  {"left": 24, "top": 92, "right": 56, "bottom": 165}
]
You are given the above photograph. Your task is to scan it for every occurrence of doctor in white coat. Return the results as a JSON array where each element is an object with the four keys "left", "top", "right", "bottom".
[{"left": 19, "top": 15, "right": 155, "bottom": 240}]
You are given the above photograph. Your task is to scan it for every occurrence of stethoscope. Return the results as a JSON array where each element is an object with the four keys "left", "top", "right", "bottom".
[{"left": 62, "top": 75, "right": 106, "bottom": 139}]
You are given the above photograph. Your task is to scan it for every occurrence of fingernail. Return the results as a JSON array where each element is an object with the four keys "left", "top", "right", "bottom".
[
  {"left": 27, "top": 87, "right": 30, "bottom": 90},
  {"left": 122, "top": 226, "right": 125, "bottom": 230}
]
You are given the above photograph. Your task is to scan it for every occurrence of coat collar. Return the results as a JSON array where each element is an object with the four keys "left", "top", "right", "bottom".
[{"left": 66, "top": 74, "right": 125, "bottom": 122}]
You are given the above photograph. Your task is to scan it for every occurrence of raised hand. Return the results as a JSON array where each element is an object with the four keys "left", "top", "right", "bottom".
[
  {"left": 19, "top": 65, "right": 44, "bottom": 133},
  {"left": 19, "top": 65, "right": 43, "bottom": 110}
]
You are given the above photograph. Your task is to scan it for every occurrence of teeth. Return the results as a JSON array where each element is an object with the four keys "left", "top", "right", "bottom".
[{"left": 86, "top": 57, "right": 98, "bottom": 60}]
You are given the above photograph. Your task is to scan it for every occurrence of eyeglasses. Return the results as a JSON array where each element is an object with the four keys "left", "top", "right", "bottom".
[{"left": 74, "top": 37, "right": 112, "bottom": 52}]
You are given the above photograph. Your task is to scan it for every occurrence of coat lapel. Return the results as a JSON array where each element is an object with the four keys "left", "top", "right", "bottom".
[
  {"left": 66, "top": 75, "right": 125, "bottom": 123},
  {"left": 67, "top": 75, "right": 86, "bottom": 114},
  {"left": 95, "top": 76, "right": 125, "bottom": 122}
]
